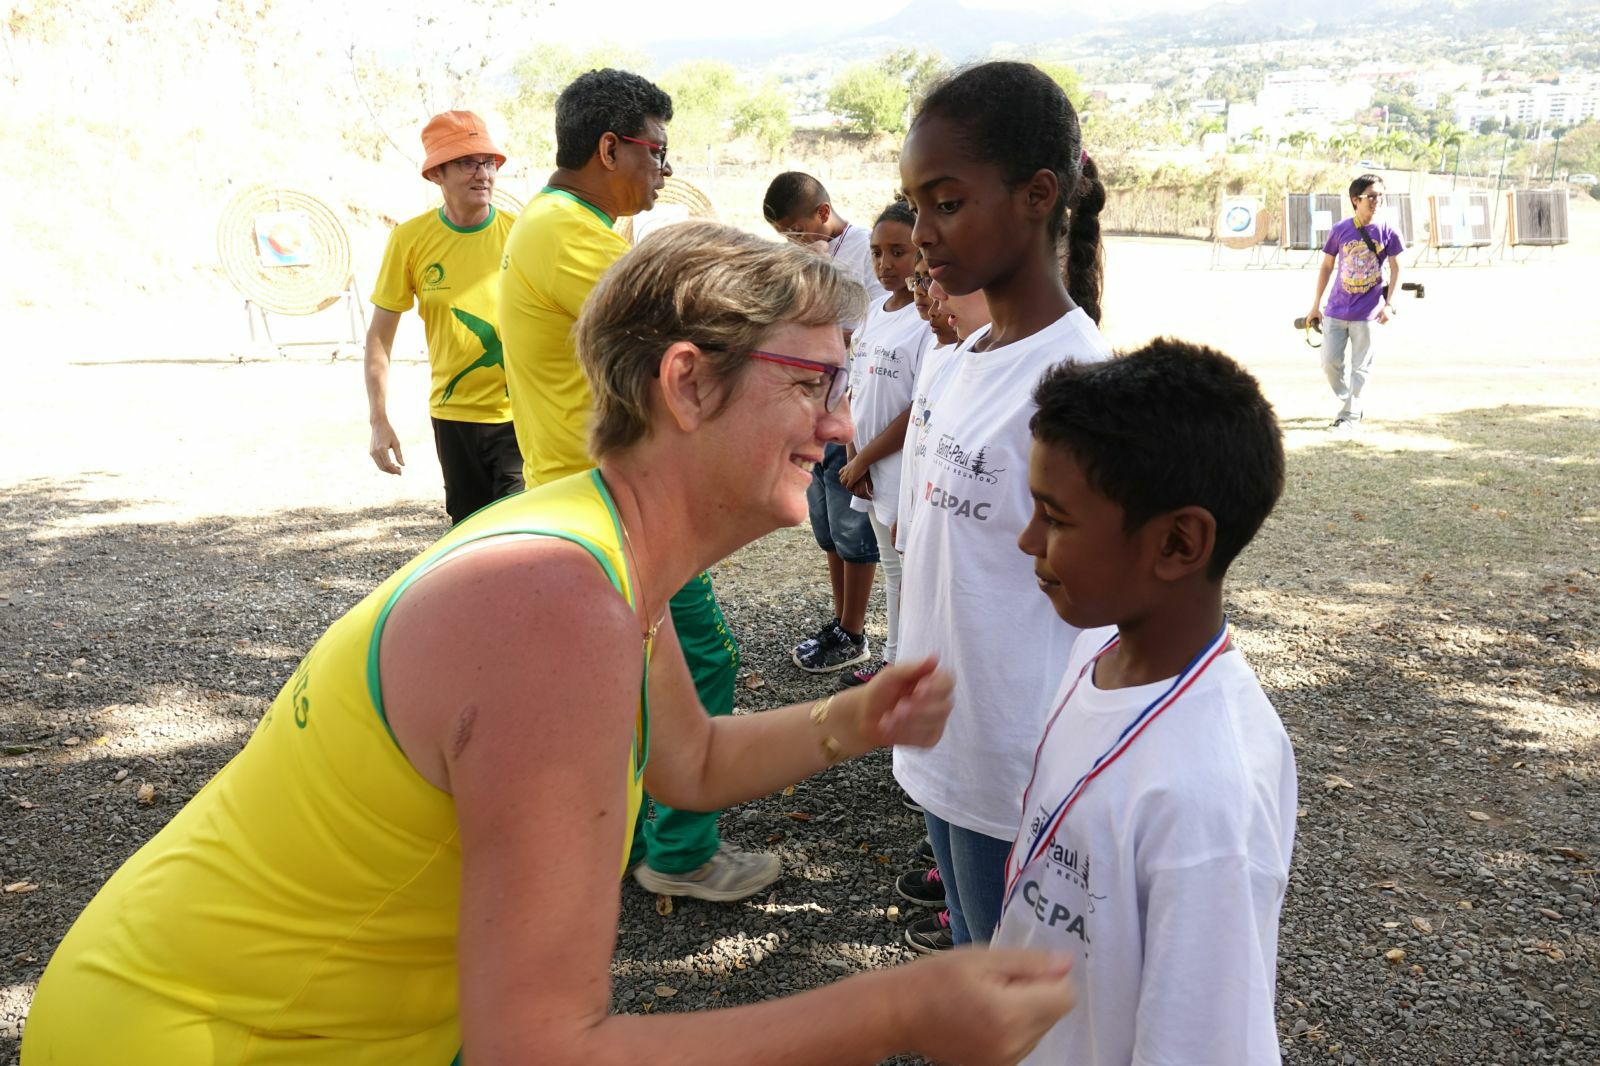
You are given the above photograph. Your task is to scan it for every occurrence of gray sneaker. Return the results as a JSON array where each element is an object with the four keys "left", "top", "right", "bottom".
[{"left": 632, "top": 844, "right": 782, "bottom": 902}]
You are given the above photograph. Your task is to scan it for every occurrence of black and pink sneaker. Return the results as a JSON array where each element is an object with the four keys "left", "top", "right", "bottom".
[
  {"left": 840, "top": 658, "right": 888, "bottom": 688},
  {"left": 904, "top": 908, "right": 953, "bottom": 953},
  {"left": 895, "top": 866, "right": 945, "bottom": 908}
]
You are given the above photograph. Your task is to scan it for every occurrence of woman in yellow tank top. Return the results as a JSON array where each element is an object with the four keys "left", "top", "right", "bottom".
[{"left": 24, "top": 222, "right": 1074, "bottom": 1065}]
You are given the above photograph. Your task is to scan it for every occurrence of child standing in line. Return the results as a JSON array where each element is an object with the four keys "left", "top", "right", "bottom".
[
  {"left": 891, "top": 273, "right": 992, "bottom": 946},
  {"left": 998, "top": 339, "right": 1295, "bottom": 1064},
  {"left": 894, "top": 61, "right": 1113, "bottom": 953},
  {"left": 836, "top": 203, "right": 925, "bottom": 687},
  {"left": 763, "top": 171, "right": 880, "bottom": 673}
]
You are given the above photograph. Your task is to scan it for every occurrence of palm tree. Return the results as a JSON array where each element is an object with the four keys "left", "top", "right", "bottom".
[
  {"left": 1325, "top": 131, "right": 1356, "bottom": 164},
  {"left": 1429, "top": 122, "right": 1465, "bottom": 174},
  {"left": 1374, "top": 131, "right": 1413, "bottom": 169}
]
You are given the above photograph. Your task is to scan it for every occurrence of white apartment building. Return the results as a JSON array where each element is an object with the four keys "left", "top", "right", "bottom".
[
  {"left": 1257, "top": 67, "right": 1373, "bottom": 123},
  {"left": 1453, "top": 75, "right": 1600, "bottom": 129}
]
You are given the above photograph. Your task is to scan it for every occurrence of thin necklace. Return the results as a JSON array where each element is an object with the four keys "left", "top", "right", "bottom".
[{"left": 609, "top": 483, "right": 668, "bottom": 646}]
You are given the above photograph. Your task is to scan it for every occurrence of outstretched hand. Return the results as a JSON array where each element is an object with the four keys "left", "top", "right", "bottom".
[
  {"left": 843, "top": 655, "right": 953, "bottom": 750},
  {"left": 908, "top": 947, "right": 1075, "bottom": 1066}
]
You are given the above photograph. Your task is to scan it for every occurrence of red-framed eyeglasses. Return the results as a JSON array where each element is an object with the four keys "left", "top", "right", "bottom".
[
  {"left": 618, "top": 134, "right": 669, "bottom": 170},
  {"left": 747, "top": 351, "right": 849, "bottom": 412}
]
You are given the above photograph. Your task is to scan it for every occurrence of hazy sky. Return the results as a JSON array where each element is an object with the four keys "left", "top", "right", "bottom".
[{"left": 536, "top": 0, "right": 1242, "bottom": 45}]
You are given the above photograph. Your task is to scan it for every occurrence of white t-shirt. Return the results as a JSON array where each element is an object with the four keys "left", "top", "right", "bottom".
[
  {"left": 892, "top": 308, "right": 1112, "bottom": 838},
  {"left": 895, "top": 333, "right": 959, "bottom": 553},
  {"left": 846, "top": 297, "right": 929, "bottom": 525},
  {"left": 993, "top": 625, "right": 1298, "bottom": 1066},
  {"left": 829, "top": 222, "right": 875, "bottom": 333}
]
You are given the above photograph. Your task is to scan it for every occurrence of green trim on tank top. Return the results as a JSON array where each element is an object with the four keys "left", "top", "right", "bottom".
[
  {"left": 589, "top": 468, "right": 651, "bottom": 779},
  {"left": 364, "top": 522, "right": 624, "bottom": 745},
  {"left": 435, "top": 205, "right": 497, "bottom": 234},
  {"left": 540, "top": 186, "right": 614, "bottom": 228}
]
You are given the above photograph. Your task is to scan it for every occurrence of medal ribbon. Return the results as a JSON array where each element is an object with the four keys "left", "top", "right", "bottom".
[{"left": 1000, "top": 621, "right": 1232, "bottom": 914}]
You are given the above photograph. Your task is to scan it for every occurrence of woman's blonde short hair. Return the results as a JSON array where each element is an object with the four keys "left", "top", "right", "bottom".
[{"left": 576, "top": 220, "right": 866, "bottom": 458}]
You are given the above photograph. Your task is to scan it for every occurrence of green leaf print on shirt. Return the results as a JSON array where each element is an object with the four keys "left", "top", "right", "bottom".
[{"left": 442, "top": 308, "right": 506, "bottom": 402}]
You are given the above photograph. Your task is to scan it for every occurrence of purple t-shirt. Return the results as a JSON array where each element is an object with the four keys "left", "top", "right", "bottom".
[{"left": 1322, "top": 217, "right": 1403, "bottom": 321}]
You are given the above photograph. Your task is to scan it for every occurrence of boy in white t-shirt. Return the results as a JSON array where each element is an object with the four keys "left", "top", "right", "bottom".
[
  {"left": 763, "top": 171, "right": 881, "bottom": 674},
  {"left": 996, "top": 338, "right": 1297, "bottom": 1065}
]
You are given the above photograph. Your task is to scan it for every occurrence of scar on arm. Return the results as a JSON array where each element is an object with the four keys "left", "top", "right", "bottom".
[{"left": 451, "top": 705, "right": 478, "bottom": 760}]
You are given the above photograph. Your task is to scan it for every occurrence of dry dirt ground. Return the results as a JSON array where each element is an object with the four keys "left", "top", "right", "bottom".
[{"left": 2, "top": 214, "right": 1597, "bottom": 1063}]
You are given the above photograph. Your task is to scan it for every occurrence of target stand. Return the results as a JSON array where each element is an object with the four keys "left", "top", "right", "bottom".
[
  {"left": 217, "top": 186, "right": 367, "bottom": 355},
  {"left": 1500, "top": 188, "right": 1569, "bottom": 263},
  {"left": 1209, "top": 196, "right": 1270, "bottom": 269},
  {"left": 1417, "top": 192, "right": 1495, "bottom": 267},
  {"left": 615, "top": 176, "right": 719, "bottom": 245},
  {"left": 1270, "top": 191, "right": 1344, "bottom": 268}
]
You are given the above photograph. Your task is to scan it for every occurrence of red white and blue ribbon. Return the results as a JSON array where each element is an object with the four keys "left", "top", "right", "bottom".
[{"left": 1000, "top": 620, "right": 1232, "bottom": 913}]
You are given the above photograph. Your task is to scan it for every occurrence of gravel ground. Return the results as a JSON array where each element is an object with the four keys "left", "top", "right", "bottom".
[
  {"left": 3, "top": 402, "right": 1595, "bottom": 1065},
  {"left": 4, "top": 229, "right": 1599, "bottom": 1063}
]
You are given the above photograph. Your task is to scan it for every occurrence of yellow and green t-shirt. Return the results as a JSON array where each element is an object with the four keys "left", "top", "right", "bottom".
[
  {"left": 499, "top": 188, "right": 630, "bottom": 486},
  {"left": 372, "top": 206, "right": 517, "bottom": 424}
]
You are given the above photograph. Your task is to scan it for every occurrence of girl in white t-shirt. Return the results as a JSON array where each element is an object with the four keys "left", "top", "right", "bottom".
[
  {"left": 894, "top": 272, "right": 986, "bottom": 558},
  {"left": 837, "top": 203, "right": 927, "bottom": 686},
  {"left": 894, "top": 60, "right": 1113, "bottom": 952}
]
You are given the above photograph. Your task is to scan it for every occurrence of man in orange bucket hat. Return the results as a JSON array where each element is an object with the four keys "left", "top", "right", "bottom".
[{"left": 363, "top": 110, "right": 522, "bottom": 525}]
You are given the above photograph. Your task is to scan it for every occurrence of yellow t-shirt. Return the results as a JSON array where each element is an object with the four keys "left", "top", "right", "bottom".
[
  {"left": 500, "top": 188, "right": 630, "bottom": 486},
  {"left": 23, "top": 471, "right": 650, "bottom": 1065},
  {"left": 372, "top": 206, "right": 517, "bottom": 424}
]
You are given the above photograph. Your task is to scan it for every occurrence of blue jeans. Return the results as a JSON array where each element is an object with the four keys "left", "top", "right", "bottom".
[
  {"left": 922, "top": 809, "right": 1013, "bottom": 945},
  {"left": 805, "top": 443, "right": 879, "bottom": 564}
]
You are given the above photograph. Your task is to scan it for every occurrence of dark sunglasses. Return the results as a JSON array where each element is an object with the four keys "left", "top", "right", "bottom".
[{"left": 747, "top": 351, "right": 849, "bottom": 411}]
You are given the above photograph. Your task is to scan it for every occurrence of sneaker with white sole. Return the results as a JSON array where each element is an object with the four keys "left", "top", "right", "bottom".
[
  {"left": 632, "top": 844, "right": 782, "bottom": 902},
  {"left": 904, "top": 908, "right": 953, "bottom": 953},
  {"left": 895, "top": 866, "right": 945, "bottom": 908},
  {"left": 840, "top": 658, "right": 888, "bottom": 688},
  {"left": 794, "top": 626, "right": 869, "bottom": 674},
  {"left": 791, "top": 619, "right": 842, "bottom": 665}
]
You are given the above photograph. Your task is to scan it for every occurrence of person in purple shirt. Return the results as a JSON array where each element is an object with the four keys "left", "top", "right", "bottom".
[{"left": 1305, "top": 173, "right": 1403, "bottom": 431}]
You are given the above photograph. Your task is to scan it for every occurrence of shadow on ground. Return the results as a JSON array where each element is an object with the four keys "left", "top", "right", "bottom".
[{"left": 1, "top": 404, "right": 1595, "bottom": 1063}]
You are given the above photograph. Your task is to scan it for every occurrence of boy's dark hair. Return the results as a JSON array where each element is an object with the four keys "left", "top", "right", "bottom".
[
  {"left": 763, "top": 171, "right": 829, "bottom": 225},
  {"left": 1348, "top": 172, "right": 1382, "bottom": 207},
  {"left": 875, "top": 201, "right": 917, "bottom": 229},
  {"left": 1030, "top": 338, "right": 1285, "bottom": 580},
  {"left": 554, "top": 69, "right": 674, "bottom": 171},
  {"left": 913, "top": 61, "right": 1106, "bottom": 324}
]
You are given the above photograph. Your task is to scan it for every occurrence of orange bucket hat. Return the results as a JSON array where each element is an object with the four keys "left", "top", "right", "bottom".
[{"left": 420, "top": 111, "right": 506, "bottom": 177}]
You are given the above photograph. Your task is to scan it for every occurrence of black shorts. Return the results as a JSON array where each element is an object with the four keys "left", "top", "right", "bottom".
[{"left": 431, "top": 418, "right": 524, "bottom": 524}]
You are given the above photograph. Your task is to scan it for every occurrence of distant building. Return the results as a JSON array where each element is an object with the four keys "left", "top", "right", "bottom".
[
  {"left": 1452, "top": 75, "right": 1600, "bottom": 129},
  {"left": 1256, "top": 67, "right": 1372, "bottom": 126},
  {"left": 1089, "top": 82, "right": 1157, "bottom": 109}
]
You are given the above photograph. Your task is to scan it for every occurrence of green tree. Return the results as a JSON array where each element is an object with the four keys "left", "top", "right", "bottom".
[
  {"left": 733, "top": 79, "right": 793, "bottom": 160},
  {"left": 504, "top": 42, "right": 649, "bottom": 163},
  {"left": 1033, "top": 60, "right": 1082, "bottom": 104},
  {"left": 883, "top": 47, "right": 947, "bottom": 112},
  {"left": 661, "top": 60, "right": 740, "bottom": 161},
  {"left": 829, "top": 63, "right": 908, "bottom": 136},
  {"left": 1547, "top": 119, "right": 1600, "bottom": 177},
  {"left": 1427, "top": 121, "right": 1466, "bottom": 173}
]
